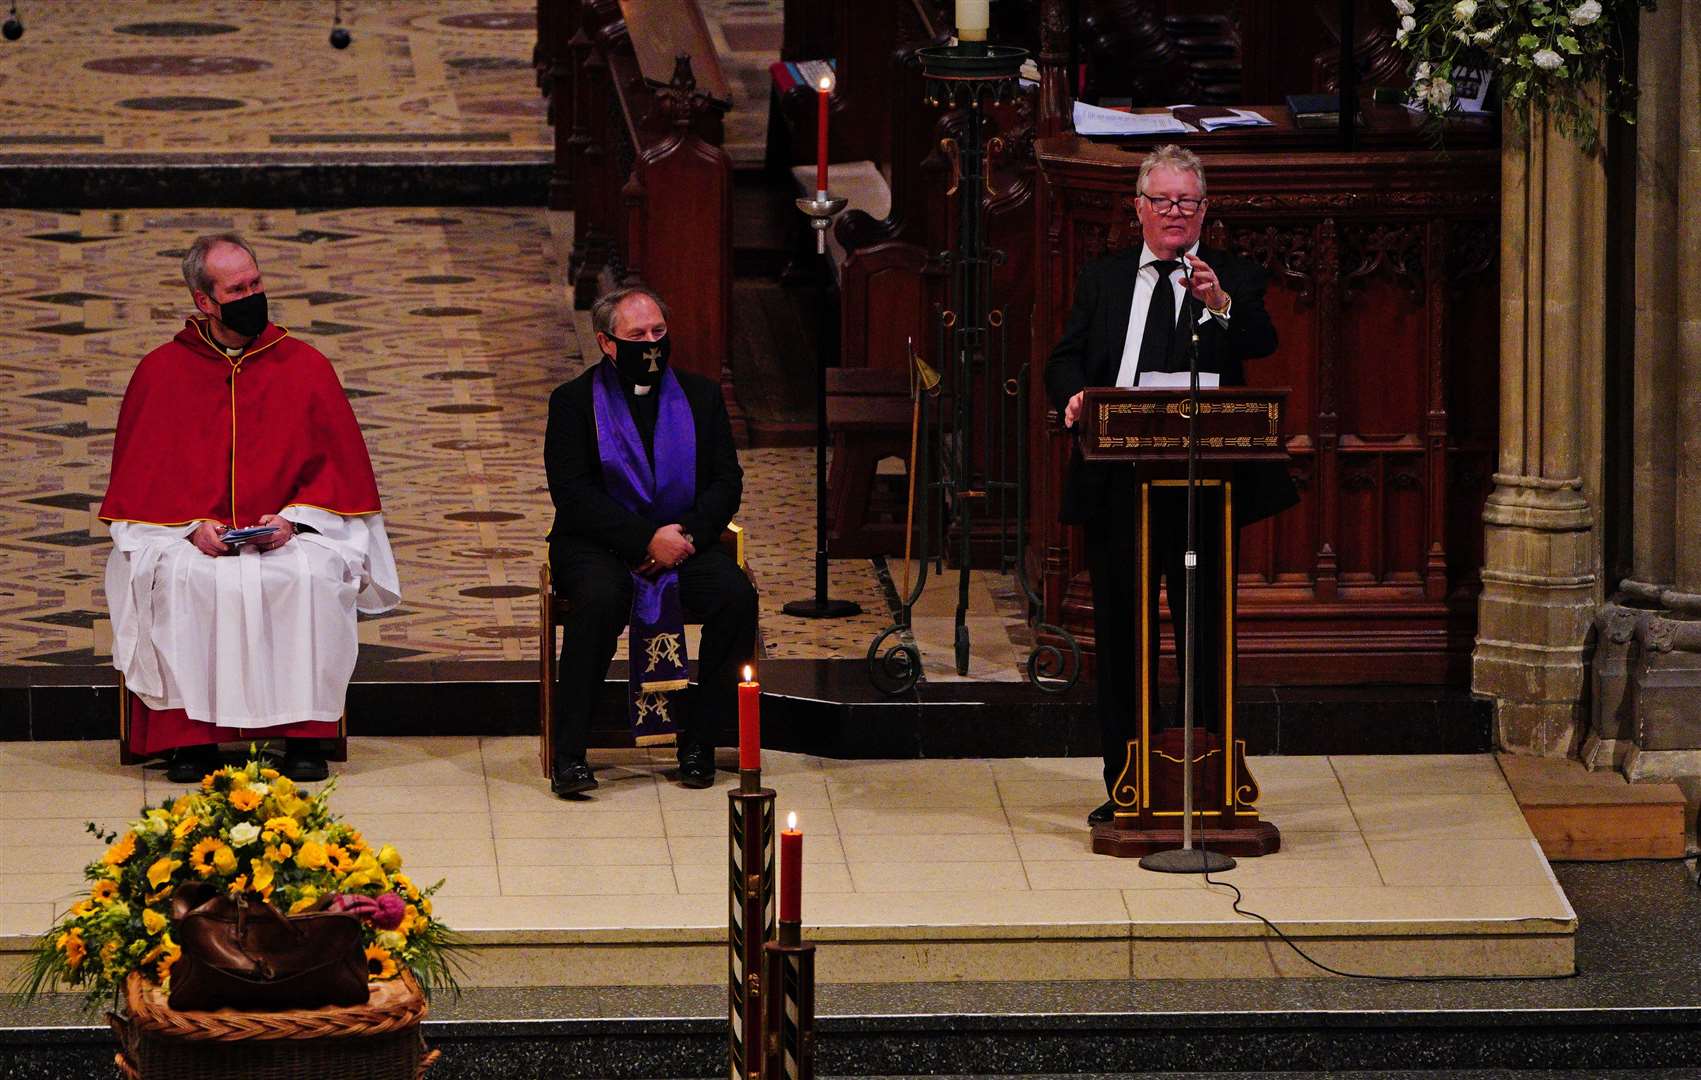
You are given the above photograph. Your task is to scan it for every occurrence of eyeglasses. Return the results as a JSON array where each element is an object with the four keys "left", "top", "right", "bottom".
[{"left": 1140, "top": 193, "right": 1205, "bottom": 216}]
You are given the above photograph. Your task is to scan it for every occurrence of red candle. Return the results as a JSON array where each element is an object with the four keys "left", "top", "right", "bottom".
[
  {"left": 780, "top": 812, "right": 802, "bottom": 922},
  {"left": 738, "top": 665, "right": 760, "bottom": 772},
  {"left": 815, "top": 73, "right": 832, "bottom": 195}
]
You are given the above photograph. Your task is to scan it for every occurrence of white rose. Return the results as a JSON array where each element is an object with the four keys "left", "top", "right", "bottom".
[
  {"left": 1453, "top": 0, "right": 1477, "bottom": 21},
  {"left": 228, "top": 822, "right": 262, "bottom": 848},
  {"left": 1425, "top": 76, "right": 1454, "bottom": 109},
  {"left": 248, "top": 782, "right": 269, "bottom": 798},
  {"left": 1401, "top": 14, "right": 1417, "bottom": 32},
  {"left": 1393, "top": 0, "right": 1415, "bottom": 12},
  {"left": 1533, "top": 48, "right": 1564, "bottom": 70},
  {"left": 1416, "top": 61, "right": 1433, "bottom": 79},
  {"left": 1570, "top": 0, "right": 1602, "bottom": 24}
]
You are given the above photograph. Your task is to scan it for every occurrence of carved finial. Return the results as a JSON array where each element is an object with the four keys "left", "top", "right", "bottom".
[{"left": 656, "top": 53, "right": 701, "bottom": 129}]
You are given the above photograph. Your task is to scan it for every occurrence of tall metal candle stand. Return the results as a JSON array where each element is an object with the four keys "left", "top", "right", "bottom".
[{"left": 865, "top": 38, "right": 1081, "bottom": 696}]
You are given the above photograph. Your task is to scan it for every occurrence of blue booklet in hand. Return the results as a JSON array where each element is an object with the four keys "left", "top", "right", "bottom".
[{"left": 221, "top": 526, "right": 277, "bottom": 546}]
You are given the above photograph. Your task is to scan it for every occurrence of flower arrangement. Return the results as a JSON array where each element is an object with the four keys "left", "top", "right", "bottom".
[
  {"left": 16, "top": 757, "right": 461, "bottom": 1006},
  {"left": 1393, "top": 0, "right": 1656, "bottom": 151}
]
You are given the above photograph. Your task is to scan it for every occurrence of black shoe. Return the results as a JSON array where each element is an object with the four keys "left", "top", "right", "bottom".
[
  {"left": 1087, "top": 799, "right": 1115, "bottom": 826},
  {"left": 551, "top": 758, "right": 599, "bottom": 797},
  {"left": 165, "top": 746, "right": 219, "bottom": 785},
  {"left": 677, "top": 744, "right": 717, "bottom": 789},
  {"left": 280, "top": 744, "right": 329, "bottom": 782}
]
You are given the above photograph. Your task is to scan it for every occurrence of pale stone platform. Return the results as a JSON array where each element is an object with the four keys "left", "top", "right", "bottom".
[{"left": 0, "top": 739, "right": 1575, "bottom": 986}]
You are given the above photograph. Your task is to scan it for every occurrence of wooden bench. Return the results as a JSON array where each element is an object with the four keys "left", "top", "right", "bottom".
[{"left": 541, "top": 0, "right": 734, "bottom": 388}]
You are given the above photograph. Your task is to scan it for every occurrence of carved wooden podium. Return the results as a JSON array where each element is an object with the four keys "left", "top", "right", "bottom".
[{"left": 1079, "top": 387, "right": 1287, "bottom": 858}]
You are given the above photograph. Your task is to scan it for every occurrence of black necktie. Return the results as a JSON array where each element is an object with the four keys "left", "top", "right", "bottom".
[{"left": 1135, "top": 258, "right": 1181, "bottom": 378}]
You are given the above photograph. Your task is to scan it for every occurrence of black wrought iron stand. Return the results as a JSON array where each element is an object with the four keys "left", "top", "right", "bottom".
[{"left": 866, "top": 38, "right": 1080, "bottom": 696}]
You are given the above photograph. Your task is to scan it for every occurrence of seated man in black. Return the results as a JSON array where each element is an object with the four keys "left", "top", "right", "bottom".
[{"left": 544, "top": 285, "right": 756, "bottom": 796}]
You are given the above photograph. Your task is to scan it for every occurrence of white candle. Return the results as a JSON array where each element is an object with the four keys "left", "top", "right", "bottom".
[{"left": 956, "top": 0, "right": 989, "bottom": 42}]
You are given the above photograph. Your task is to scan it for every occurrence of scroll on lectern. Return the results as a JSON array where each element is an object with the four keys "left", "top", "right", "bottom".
[{"left": 1079, "top": 387, "right": 1287, "bottom": 858}]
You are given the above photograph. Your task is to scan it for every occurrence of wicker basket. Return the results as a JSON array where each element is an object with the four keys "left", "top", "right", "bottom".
[{"left": 109, "top": 970, "right": 439, "bottom": 1080}]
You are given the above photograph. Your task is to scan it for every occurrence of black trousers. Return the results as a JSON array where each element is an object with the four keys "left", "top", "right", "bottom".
[
  {"left": 549, "top": 539, "right": 758, "bottom": 765},
  {"left": 1084, "top": 477, "right": 1229, "bottom": 798}
]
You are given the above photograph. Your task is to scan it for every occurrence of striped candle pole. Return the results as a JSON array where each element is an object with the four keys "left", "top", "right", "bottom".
[
  {"left": 762, "top": 920, "right": 816, "bottom": 1080},
  {"left": 728, "top": 769, "right": 776, "bottom": 1080}
]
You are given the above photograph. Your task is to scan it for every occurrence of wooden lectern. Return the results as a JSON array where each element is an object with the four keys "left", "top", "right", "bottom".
[{"left": 1079, "top": 387, "right": 1287, "bottom": 858}]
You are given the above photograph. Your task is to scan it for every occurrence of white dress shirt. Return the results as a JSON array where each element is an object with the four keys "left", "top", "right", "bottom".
[{"left": 1114, "top": 240, "right": 1229, "bottom": 388}]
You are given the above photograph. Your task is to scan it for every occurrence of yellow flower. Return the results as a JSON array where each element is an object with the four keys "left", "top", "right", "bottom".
[
  {"left": 420, "top": 897, "right": 432, "bottom": 917},
  {"left": 69, "top": 899, "right": 95, "bottom": 918},
  {"left": 250, "top": 858, "right": 275, "bottom": 894},
  {"left": 146, "top": 857, "right": 181, "bottom": 888},
  {"left": 91, "top": 879, "right": 120, "bottom": 904},
  {"left": 377, "top": 845, "right": 402, "bottom": 873},
  {"left": 345, "top": 830, "right": 369, "bottom": 854},
  {"left": 260, "top": 768, "right": 280, "bottom": 780},
  {"left": 271, "top": 775, "right": 296, "bottom": 797},
  {"left": 288, "top": 896, "right": 318, "bottom": 914},
  {"left": 213, "top": 845, "right": 239, "bottom": 875},
  {"left": 325, "top": 845, "right": 355, "bottom": 875},
  {"left": 101, "top": 938, "right": 121, "bottom": 967},
  {"left": 229, "top": 788, "right": 263, "bottom": 813},
  {"left": 101, "top": 832, "right": 138, "bottom": 866},
  {"left": 142, "top": 908, "right": 168, "bottom": 935},
  {"left": 156, "top": 934, "right": 180, "bottom": 982},
  {"left": 294, "top": 840, "right": 328, "bottom": 871},
  {"left": 188, "top": 838, "right": 230, "bottom": 878},
  {"left": 364, "top": 944, "right": 398, "bottom": 980},
  {"left": 227, "top": 874, "right": 248, "bottom": 895},
  {"left": 263, "top": 816, "right": 301, "bottom": 842},
  {"left": 58, "top": 928, "right": 87, "bottom": 969},
  {"left": 172, "top": 815, "right": 199, "bottom": 841},
  {"left": 393, "top": 873, "right": 419, "bottom": 900}
]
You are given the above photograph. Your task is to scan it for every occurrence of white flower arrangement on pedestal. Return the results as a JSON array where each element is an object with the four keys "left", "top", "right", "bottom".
[{"left": 1394, "top": 0, "right": 1655, "bottom": 151}]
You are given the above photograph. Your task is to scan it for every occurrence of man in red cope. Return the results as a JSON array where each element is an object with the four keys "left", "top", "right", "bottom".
[{"left": 99, "top": 233, "right": 400, "bottom": 784}]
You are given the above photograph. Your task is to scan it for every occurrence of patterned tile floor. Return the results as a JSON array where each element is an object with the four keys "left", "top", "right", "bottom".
[
  {"left": 0, "top": 205, "right": 1037, "bottom": 674},
  {"left": 0, "top": 1, "right": 548, "bottom": 162}
]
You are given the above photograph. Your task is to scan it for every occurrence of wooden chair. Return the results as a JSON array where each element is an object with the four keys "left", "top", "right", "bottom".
[{"left": 539, "top": 523, "right": 749, "bottom": 779}]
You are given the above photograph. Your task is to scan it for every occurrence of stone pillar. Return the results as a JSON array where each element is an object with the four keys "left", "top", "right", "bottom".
[
  {"left": 1618, "top": 0, "right": 1701, "bottom": 782},
  {"left": 1472, "top": 109, "right": 1609, "bottom": 757}
]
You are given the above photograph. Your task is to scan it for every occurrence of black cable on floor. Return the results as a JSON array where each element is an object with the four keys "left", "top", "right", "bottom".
[{"left": 1201, "top": 871, "right": 1579, "bottom": 983}]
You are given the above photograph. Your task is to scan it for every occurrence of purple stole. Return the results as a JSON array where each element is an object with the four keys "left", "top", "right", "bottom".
[{"left": 591, "top": 359, "right": 696, "bottom": 745}]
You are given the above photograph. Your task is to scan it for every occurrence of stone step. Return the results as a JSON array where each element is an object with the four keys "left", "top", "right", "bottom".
[{"left": 1498, "top": 753, "right": 1691, "bottom": 860}]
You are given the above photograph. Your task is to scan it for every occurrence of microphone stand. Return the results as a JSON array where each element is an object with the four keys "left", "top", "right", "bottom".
[{"left": 1141, "top": 256, "right": 1235, "bottom": 875}]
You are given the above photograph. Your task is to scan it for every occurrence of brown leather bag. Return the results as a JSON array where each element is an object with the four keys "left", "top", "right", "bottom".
[{"left": 167, "top": 883, "right": 371, "bottom": 1011}]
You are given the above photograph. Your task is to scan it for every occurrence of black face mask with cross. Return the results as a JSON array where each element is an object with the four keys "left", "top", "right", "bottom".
[{"left": 610, "top": 333, "right": 670, "bottom": 387}]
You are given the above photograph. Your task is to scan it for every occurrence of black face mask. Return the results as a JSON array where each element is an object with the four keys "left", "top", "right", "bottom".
[
  {"left": 215, "top": 292, "right": 269, "bottom": 339},
  {"left": 609, "top": 333, "right": 670, "bottom": 387}
]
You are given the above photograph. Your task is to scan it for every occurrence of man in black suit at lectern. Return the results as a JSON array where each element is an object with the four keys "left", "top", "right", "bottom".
[{"left": 1045, "top": 144, "right": 1296, "bottom": 826}]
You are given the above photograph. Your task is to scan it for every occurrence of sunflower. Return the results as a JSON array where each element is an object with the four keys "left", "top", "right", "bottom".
[
  {"left": 262, "top": 816, "right": 301, "bottom": 843},
  {"left": 58, "top": 929, "right": 86, "bottom": 969},
  {"left": 101, "top": 832, "right": 137, "bottom": 866},
  {"left": 156, "top": 934, "right": 180, "bottom": 982},
  {"left": 90, "top": 879, "right": 120, "bottom": 904},
  {"left": 364, "top": 944, "right": 398, "bottom": 980},
  {"left": 325, "top": 844, "right": 355, "bottom": 874},
  {"left": 228, "top": 788, "right": 263, "bottom": 813},
  {"left": 172, "top": 814, "right": 199, "bottom": 841},
  {"left": 188, "top": 838, "right": 230, "bottom": 878}
]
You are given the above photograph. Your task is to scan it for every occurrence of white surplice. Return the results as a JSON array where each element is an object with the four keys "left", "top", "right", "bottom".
[{"left": 105, "top": 505, "right": 400, "bottom": 727}]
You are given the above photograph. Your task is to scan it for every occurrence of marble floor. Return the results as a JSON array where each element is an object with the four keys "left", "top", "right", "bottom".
[
  {"left": 0, "top": 739, "right": 1575, "bottom": 986},
  {"left": 0, "top": 1, "right": 549, "bottom": 163}
]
